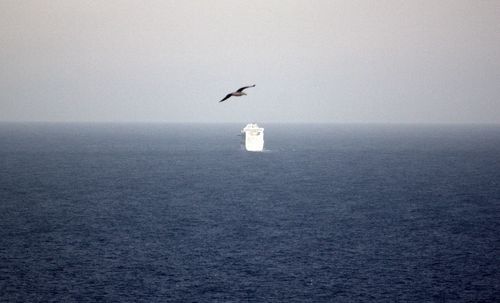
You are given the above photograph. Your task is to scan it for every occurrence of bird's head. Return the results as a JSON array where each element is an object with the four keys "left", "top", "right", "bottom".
[{"left": 242, "top": 92, "right": 247, "bottom": 96}]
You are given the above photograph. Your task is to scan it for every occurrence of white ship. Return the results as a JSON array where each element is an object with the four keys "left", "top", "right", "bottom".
[{"left": 241, "top": 123, "right": 264, "bottom": 152}]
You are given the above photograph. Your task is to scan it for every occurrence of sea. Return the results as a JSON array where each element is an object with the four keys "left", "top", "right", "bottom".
[{"left": 0, "top": 123, "right": 499, "bottom": 302}]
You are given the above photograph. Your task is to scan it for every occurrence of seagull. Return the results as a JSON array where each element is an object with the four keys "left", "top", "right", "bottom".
[{"left": 219, "top": 85, "right": 256, "bottom": 103}]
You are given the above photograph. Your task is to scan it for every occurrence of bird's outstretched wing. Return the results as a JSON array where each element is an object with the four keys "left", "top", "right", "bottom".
[
  {"left": 236, "top": 84, "right": 256, "bottom": 93},
  {"left": 219, "top": 93, "right": 232, "bottom": 103}
]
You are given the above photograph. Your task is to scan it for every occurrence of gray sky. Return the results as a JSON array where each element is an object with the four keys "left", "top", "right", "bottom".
[{"left": 1, "top": 0, "right": 499, "bottom": 123}]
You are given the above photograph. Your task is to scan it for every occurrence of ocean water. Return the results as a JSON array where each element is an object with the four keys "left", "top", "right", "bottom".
[{"left": 0, "top": 123, "right": 499, "bottom": 302}]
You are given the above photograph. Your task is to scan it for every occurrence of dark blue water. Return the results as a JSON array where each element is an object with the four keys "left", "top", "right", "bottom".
[{"left": 1, "top": 123, "right": 499, "bottom": 302}]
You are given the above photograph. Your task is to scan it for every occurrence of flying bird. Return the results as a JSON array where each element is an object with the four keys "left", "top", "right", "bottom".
[{"left": 219, "top": 85, "right": 256, "bottom": 103}]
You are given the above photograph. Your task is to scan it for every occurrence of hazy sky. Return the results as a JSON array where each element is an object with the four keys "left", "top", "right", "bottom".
[{"left": 1, "top": 0, "right": 499, "bottom": 123}]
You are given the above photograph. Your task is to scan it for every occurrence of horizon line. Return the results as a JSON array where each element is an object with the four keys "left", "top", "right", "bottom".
[{"left": 1, "top": 120, "right": 499, "bottom": 126}]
